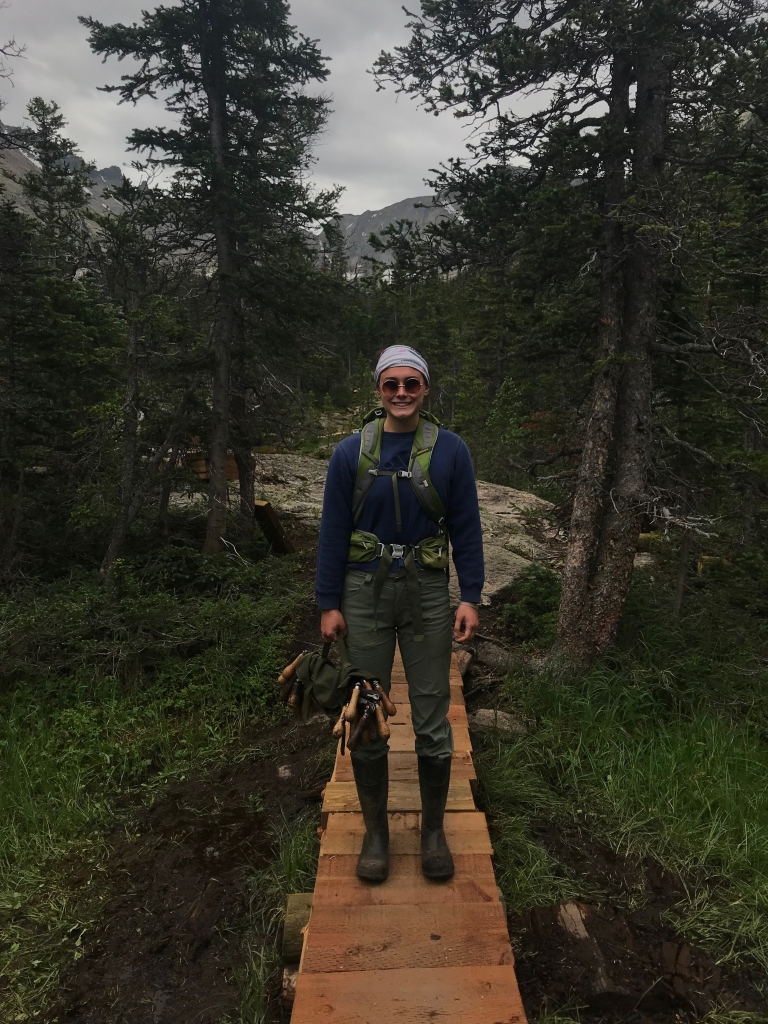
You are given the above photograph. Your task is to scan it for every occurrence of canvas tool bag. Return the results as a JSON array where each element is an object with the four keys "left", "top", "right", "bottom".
[{"left": 293, "top": 636, "right": 366, "bottom": 720}]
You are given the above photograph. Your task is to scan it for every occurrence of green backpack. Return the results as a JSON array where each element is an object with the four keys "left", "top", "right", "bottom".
[
  {"left": 345, "top": 408, "right": 449, "bottom": 642},
  {"left": 347, "top": 408, "right": 448, "bottom": 568}
]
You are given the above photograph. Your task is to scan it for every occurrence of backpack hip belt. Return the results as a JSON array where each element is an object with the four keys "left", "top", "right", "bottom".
[{"left": 346, "top": 409, "right": 448, "bottom": 642}]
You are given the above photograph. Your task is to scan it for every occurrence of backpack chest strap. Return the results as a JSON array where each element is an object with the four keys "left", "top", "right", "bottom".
[{"left": 352, "top": 412, "right": 445, "bottom": 528}]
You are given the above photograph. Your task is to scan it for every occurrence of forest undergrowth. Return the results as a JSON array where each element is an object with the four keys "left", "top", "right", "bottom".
[
  {"left": 2, "top": 512, "right": 768, "bottom": 1021},
  {"left": 476, "top": 555, "right": 768, "bottom": 1019},
  {"left": 0, "top": 512, "right": 318, "bottom": 1021}
]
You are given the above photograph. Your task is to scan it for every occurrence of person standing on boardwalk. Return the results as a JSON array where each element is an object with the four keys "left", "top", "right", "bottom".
[{"left": 316, "top": 345, "right": 484, "bottom": 882}]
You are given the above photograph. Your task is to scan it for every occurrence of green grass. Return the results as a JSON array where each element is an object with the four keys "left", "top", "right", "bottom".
[
  {"left": 0, "top": 547, "right": 310, "bottom": 1021},
  {"left": 477, "top": 568, "right": 768, "bottom": 986},
  {"left": 5, "top": 530, "right": 768, "bottom": 1020},
  {"left": 249, "top": 812, "right": 321, "bottom": 936},
  {"left": 226, "top": 812, "right": 320, "bottom": 1024},
  {"left": 230, "top": 944, "right": 284, "bottom": 1024}
]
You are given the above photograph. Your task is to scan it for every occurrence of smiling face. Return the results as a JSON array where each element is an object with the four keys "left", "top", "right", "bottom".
[{"left": 376, "top": 365, "right": 429, "bottom": 428}]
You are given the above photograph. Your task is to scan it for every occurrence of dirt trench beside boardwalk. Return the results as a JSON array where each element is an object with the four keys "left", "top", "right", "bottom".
[
  {"left": 53, "top": 715, "right": 336, "bottom": 1024},
  {"left": 55, "top": 693, "right": 768, "bottom": 1024},
  {"left": 504, "top": 834, "right": 768, "bottom": 1020}
]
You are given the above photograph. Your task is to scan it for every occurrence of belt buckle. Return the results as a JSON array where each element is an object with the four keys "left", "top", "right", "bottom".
[{"left": 390, "top": 543, "right": 405, "bottom": 559}]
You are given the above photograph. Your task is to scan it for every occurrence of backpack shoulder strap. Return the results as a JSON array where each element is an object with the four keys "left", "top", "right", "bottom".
[
  {"left": 409, "top": 413, "right": 446, "bottom": 524},
  {"left": 351, "top": 410, "right": 385, "bottom": 524}
]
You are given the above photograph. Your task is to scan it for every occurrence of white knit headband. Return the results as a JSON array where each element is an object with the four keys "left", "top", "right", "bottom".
[{"left": 374, "top": 345, "right": 430, "bottom": 384}]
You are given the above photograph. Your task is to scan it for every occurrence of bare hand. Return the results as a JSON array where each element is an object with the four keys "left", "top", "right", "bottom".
[
  {"left": 321, "top": 609, "right": 348, "bottom": 644},
  {"left": 453, "top": 603, "right": 479, "bottom": 643}
]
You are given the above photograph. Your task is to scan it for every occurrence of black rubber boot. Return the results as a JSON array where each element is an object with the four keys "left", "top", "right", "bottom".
[
  {"left": 351, "top": 753, "right": 389, "bottom": 882},
  {"left": 418, "top": 755, "right": 455, "bottom": 880}
]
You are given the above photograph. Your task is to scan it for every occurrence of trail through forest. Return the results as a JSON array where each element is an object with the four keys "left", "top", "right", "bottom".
[
  {"left": 36, "top": 479, "right": 766, "bottom": 1024},
  {"left": 48, "top": 557, "right": 768, "bottom": 1023},
  {"left": 5, "top": 0, "right": 768, "bottom": 1019}
]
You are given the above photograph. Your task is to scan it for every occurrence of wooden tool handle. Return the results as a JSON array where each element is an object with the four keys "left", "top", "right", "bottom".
[
  {"left": 374, "top": 705, "right": 391, "bottom": 740},
  {"left": 372, "top": 681, "right": 397, "bottom": 717},
  {"left": 332, "top": 705, "right": 347, "bottom": 739},
  {"left": 368, "top": 719, "right": 379, "bottom": 743},
  {"left": 344, "top": 682, "right": 362, "bottom": 722},
  {"left": 347, "top": 705, "right": 372, "bottom": 750},
  {"left": 286, "top": 678, "right": 303, "bottom": 710},
  {"left": 277, "top": 652, "right": 304, "bottom": 687}
]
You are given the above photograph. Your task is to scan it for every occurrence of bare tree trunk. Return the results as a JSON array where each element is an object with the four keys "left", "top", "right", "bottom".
[
  {"left": 672, "top": 532, "right": 690, "bottom": 618},
  {"left": 233, "top": 447, "right": 255, "bottom": 537},
  {"left": 158, "top": 443, "right": 182, "bottom": 539},
  {"left": 200, "top": 0, "right": 236, "bottom": 555},
  {"left": 2, "top": 467, "right": 25, "bottom": 569},
  {"left": 101, "top": 319, "right": 141, "bottom": 572},
  {"left": 230, "top": 380, "right": 255, "bottom": 538},
  {"left": 555, "top": 52, "right": 632, "bottom": 663},
  {"left": 587, "top": 249, "right": 655, "bottom": 648},
  {"left": 584, "top": 49, "right": 668, "bottom": 652}
]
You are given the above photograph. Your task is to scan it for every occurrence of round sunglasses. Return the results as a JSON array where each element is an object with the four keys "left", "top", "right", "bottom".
[{"left": 379, "top": 376, "right": 425, "bottom": 397}]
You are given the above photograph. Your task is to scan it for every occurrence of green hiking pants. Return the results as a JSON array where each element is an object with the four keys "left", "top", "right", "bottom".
[{"left": 340, "top": 567, "right": 454, "bottom": 763}]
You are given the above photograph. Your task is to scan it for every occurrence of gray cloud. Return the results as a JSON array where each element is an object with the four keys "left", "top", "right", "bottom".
[{"left": 1, "top": 0, "right": 475, "bottom": 214}]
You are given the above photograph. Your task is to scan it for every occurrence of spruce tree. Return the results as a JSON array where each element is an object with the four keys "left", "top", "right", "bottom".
[
  {"left": 377, "top": 0, "right": 768, "bottom": 662},
  {"left": 82, "top": 0, "right": 334, "bottom": 553}
]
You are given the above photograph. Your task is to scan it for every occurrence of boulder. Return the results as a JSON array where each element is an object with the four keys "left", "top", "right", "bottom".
[
  {"left": 194, "top": 451, "right": 564, "bottom": 603},
  {"left": 467, "top": 709, "right": 529, "bottom": 739},
  {"left": 454, "top": 649, "right": 474, "bottom": 678},
  {"left": 474, "top": 639, "right": 515, "bottom": 676}
]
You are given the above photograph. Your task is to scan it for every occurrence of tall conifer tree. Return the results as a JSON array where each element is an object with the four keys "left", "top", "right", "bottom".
[
  {"left": 377, "top": 0, "right": 768, "bottom": 662},
  {"left": 83, "top": 0, "right": 333, "bottom": 553}
]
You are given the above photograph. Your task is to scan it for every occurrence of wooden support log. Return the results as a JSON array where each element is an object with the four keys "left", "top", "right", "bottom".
[
  {"left": 254, "top": 499, "right": 295, "bottom": 554},
  {"left": 283, "top": 892, "right": 313, "bottom": 963},
  {"left": 281, "top": 966, "right": 298, "bottom": 1011}
]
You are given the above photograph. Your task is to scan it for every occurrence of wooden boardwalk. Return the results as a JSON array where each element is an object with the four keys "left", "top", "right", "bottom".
[{"left": 291, "top": 649, "right": 527, "bottom": 1024}]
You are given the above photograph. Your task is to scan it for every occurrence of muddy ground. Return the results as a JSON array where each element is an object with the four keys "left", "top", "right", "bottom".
[
  {"left": 54, "top": 713, "right": 334, "bottom": 1024},
  {"left": 53, "top": 540, "right": 767, "bottom": 1023}
]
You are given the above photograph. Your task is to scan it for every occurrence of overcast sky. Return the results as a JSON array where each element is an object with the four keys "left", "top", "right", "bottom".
[{"left": 0, "top": 0, "right": 475, "bottom": 214}]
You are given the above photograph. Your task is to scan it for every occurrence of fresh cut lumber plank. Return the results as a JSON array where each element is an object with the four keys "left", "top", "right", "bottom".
[
  {"left": 385, "top": 705, "right": 467, "bottom": 727},
  {"left": 379, "top": 722, "right": 472, "bottom": 752},
  {"left": 313, "top": 853, "right": 499, "bottom": 906},
  {"left": 291, "top": 965, "right": 525, "bottom": 1024},
  {"left": 300, "top": 901, "right": 513, "bottom": 973},
  {"left": 389, "top": 683, "right": 464, "bottom": 705},
  {"left": 320, "top": 810, "right": 492, "bottom": 856},
  {"left": 322, "top": 779, "right": 475, "bottom": 814},
  {"left": 331, "top": 750, "right": 475, "bottom": 782}
]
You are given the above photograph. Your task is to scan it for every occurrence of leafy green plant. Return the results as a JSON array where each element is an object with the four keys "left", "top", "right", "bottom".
[
  {"left": 224, "top": 813, "right": 320, "bottom": 1024},
  {"left": 498, "top": 566, "right": 561, "bottom": 646}
]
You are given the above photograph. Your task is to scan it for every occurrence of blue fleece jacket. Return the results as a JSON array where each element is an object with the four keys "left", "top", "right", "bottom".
[{"left": 315, "top": 426, "right": 485, "bottom": 610}]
